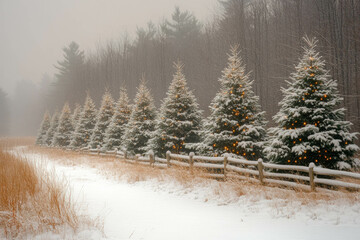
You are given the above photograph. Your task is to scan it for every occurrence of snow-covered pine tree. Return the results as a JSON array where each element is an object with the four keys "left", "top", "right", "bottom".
[
  {"left": 70, "top": 93, "right": 97, "bottom": 149},
  {"left": 148, "top": 62, "right": 203, "bottom": 156},
  {"left": 72, "top": 103, "right": 82, "bottom": 127},
  {"left": 103, "top": 87, "right": 132, "bottom": 151},
  {"left": 52, "top": 103, "right": 74, "bottom": 147},
  {"left": 200, "top": 45, "right": 267, "bottom": 160},
  {"left": 35, "top": 111, "right": 51, "bottom": 145},
  {"left": 123, "top": 79, "right": 156, "bottom": 155},
  {"left": 265, "top": 37, "right": 359, "bottom": 169},
  {"left": 88, "top": 91, "right": 115, "bottom": 149},
  {"left": 44, "top": 111, "right": 60, "bottom": 146}
]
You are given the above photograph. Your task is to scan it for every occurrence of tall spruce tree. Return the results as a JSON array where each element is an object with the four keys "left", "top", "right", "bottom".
[
  {"left": 103, "top": 87, "right": 132, "bottom": 151},
  {"left": 265, "top": 37, "right": 359, "bottom": 169},
  {"left": 88, "top": 91, "right": 115, "bottom": 149},
  {"left": 123, "top": 79, "right": 156, "bottom": 155},
  {"left": 70, "top": 94, "right": 97, "bottom": 148},
  {"left": 44, "top": 111, "right": 60, "bottom": 146},
  {"left": 148, "top": 62, "right": 203, "bottom": 156},
  {"left": 52, "top": 103, "right": 74, "bottom": 147},
  {"left": 53, "top": 42, "right": 84, "bottom": 106},
  {"left": 199, "top": 46, "right": 267, "bottom": 159},
  {"left": 35, "top": 111, "right": 51, "bottom": 145}
]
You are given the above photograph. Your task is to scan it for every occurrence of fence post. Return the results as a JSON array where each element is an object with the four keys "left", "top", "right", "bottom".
[
  {"left": 124, "top": 150, "right": 127, "bottom": 160},
  {"left": 189, "top": 152, "right": 194, "bottom": 173},
  {"left": 166, "top": 151, "right": 171, "bottom": 168},
  {"left": 149, "top": 150, "right": 155, "bottom": 167},
  {"left": 224, "top": 153, "right": 228, "bottom": 179},
  {"left": 309, "top": 162, "right": 315, "bottom": 191},
  {"left": 135, "top": 154, "right": 139, "bottom": 164},
  {"left": 258, "top": 158, "right": 264, "bottom": 184},
  {"left": 97, "top": 145, "right": 100, "bottom": 155},
  {"left": 114, "top": 148, "right": 118, "bottom": 157}
]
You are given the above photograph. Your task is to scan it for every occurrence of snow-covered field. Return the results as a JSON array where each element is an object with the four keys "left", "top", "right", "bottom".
[{"left": 14, "top": 147, "right": 360, "bottom": 240}]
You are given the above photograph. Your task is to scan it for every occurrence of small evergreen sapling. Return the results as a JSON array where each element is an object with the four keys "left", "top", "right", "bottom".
[
  {"left": 70, "top": 94, "right": 97, "bottom": 148},
  {"left": 72, "top": 103, "right": 82, "bottom": 127},
  {"left": 200, "top": 45, "right": 267, "bottom": 159},
  {"left": 265, "top": 37, "right": 359, "bottom": 169},
  {"left": 52, "top": 103, "right": 74, "bottom": 147},
  {"left": 88, "top": 91, "right": 115, "bottom": 149},
  {"left": 44, "top": 111, "right": 60, "bottom": 146},
  {"left": 103, "top": 87, "right": 132, "bottom": 151},
  {"left": 148, "top": 62, "right": 203, "bottom": 156},
  {"left": 35, "top": 111, "right": 51, "bottom": 145},
  {"left": 123, "top": 79, "right": 157, "bottom": 155}
]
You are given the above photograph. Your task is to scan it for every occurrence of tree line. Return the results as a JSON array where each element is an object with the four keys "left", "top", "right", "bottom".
[
  {"left": 44, "top": 0, "right": 360, "bottom": 133},
  {"left": 36, "top": 40, "right": 359, "bottom": 170},
  {"left": 2, "top": 0, "right": 360, "bottom": 138}
]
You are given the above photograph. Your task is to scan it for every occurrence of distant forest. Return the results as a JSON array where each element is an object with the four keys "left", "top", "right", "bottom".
[{"left": 3, "top": 0, "right": 360, "bottom": 137}]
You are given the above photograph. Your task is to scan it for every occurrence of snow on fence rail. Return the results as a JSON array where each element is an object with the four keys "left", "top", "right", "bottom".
[{"left": 80, "top": 148, "right": 360, "bottom": 192}]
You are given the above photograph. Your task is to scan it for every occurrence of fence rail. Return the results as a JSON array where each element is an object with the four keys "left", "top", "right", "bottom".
[{"left": 77, "top": 147, "right": 360, "bottom": 192}]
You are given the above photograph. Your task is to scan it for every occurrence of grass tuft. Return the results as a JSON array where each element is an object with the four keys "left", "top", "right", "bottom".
[{"left": 0, "top": 138, "right": 101, "bottom": 238}]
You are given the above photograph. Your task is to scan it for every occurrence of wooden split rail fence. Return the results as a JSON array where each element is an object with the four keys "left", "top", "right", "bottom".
[{"left": 77, "top": 146, "right": 360, "bottom": 192}]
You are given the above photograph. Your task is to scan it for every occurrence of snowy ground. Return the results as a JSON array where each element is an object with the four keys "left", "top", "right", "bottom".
[{"left": 13, "top": 147, "right": 360, "bottom": 240}]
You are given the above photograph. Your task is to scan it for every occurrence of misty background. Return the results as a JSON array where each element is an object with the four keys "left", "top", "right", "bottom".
[{"left": 0, "top": 0, "right": 359, "bottom": 137}]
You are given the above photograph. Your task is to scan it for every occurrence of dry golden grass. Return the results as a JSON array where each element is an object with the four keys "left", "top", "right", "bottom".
[
  {"left": 23, "top": 143, "right": 360, "bottom": 207},
  {"left": 0, "top": 139, "right": 101, "bottom": 239},
  {"left": 0, "top": 137, "right": 35, "bottom": 149},
  {"left": 27, "top": 145, "right": 216, "bottom": 185}
]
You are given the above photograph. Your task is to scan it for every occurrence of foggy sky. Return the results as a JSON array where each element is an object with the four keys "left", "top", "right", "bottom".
[{"left": 0, "top": 0, "right": 217, "bottom": 96}]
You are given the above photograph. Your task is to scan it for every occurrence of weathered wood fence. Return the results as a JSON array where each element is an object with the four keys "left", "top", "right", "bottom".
[{"left": 77, "top": 146, "right": 360, "bottom": 192}]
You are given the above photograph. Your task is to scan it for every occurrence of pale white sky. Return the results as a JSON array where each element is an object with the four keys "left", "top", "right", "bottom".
[{"left": 0, "top": 0, "right": 218, "bottom": 96}]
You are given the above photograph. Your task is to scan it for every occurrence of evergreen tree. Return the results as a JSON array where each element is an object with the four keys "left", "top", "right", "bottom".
[
  {"left": 44, "top": 111, "right": 60, "bottom": 146},
  {"left": 103, "top": 87, "right": 132, "bottom": 150},
  {"left": 35, "top": 111, "right": 51, "bottom": 145},
  {"left": 88, "top": 91, "right": 115, "bottom": 149},
  {"left": 161, "top": 6, "right": 202, "bottom": 40},
  {"left": 70, "top": 94, "right": 97, "bottom": 148},
  {"left": 200, "top": 46, "right": 267, "bottom": 159},
  {"left": 265, "top": 37, "right": 359, "bottom": 169},
  {"left": 148, "top": 62, "right": 203, "bottom": 156},
  {"left": 52, "top": 103, "right": 74, "bottom": 147},
  {"left": 123, "top": 79, "right": 156, "bottom": 155},
  {"left": 53, "top": 42, "right": 85, "bottom": 106},
  {"left": 72, "top": 103, "right": 82, "bottom": 127}
]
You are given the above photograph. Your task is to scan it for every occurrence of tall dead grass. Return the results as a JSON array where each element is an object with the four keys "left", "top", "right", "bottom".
[
  {"left": 0, "top": 137, "right": 35, "bottom": 148},
  {"left": 0, "top": 144, "right": 81, "bottom": 238}
]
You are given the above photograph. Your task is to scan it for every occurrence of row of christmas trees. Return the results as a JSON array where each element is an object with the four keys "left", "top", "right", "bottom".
[{"left": 36, "top": 37, "right": 359, "bottom": 169}]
